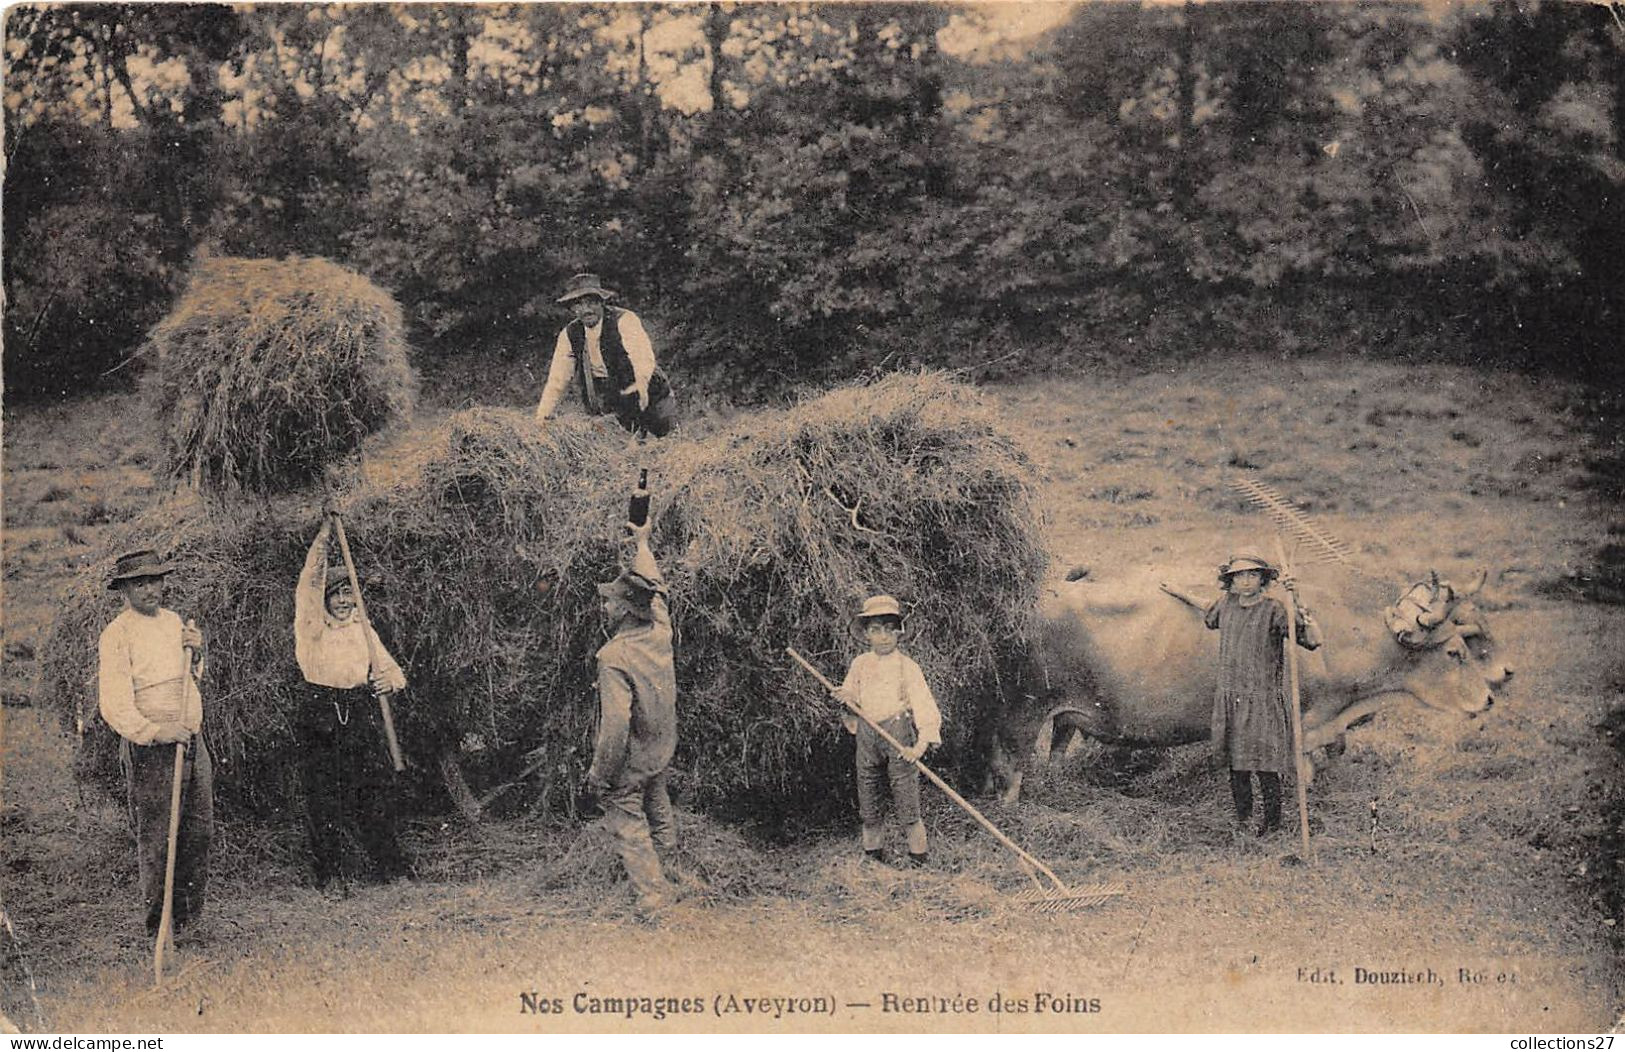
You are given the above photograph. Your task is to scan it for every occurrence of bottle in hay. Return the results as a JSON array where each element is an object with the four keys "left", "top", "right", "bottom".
[{"left": 628, "top": 468, "right": 650, "bottom": 528}]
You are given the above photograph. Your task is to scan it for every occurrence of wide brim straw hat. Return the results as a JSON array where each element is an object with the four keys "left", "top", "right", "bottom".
[
  {"left": 107, "top": 549, "right": 175, "bottom": 590},
  {"left": 850, "top": 594, "right": 908, "bottom": 638},
  {"left": 557, "top": 272, "right": 617, "bottom": 303},
  {"left": 1218, "top": 554, "right": 1278, "bottom": 580}
]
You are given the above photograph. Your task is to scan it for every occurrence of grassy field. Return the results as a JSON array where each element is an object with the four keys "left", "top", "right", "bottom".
[{"left": 3, "top": 357, "right": 1621, "bottom": 1033}]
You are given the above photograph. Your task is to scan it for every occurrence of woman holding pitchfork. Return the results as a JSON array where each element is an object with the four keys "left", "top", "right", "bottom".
[{"left": 293, "top": 508, "right": 412, "bottom": 888}]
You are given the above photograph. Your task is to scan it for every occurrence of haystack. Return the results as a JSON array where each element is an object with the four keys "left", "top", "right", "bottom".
[
  {"left": 651, "top": 371, "right": 1048, "bottom": 817},
  {"left": 40, "top": 373, "right": 1047, "bottom": 828},
  {"left": 143, "top": 256, "right": 417, "bottom": 495}
]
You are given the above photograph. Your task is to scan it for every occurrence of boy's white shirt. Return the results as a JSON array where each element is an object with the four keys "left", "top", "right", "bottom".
[
  {"left": 98, "top": 607, "right": 203, "bottom": 745},
  {"left": 838, "top": 649, "right": 943, "bottom": 746},
  {"left": 294, "top": 531, "right": 407, "bottom": 692}
]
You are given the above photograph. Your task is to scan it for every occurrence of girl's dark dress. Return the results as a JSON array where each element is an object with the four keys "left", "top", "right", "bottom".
[{"left": 1204, "top": 592, "right": 1316, "bottom": 773}]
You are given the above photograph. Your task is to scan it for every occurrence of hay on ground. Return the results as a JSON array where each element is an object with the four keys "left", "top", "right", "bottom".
[
  {"left": 39, "top": 372, "right": 1046, "bottom": 830},
  {"left": 143, "top": 256, "right": 417, "bottom": 495}
]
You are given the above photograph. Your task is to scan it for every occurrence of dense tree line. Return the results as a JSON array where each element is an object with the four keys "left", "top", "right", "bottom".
[{"left": 4, "top": 2, "right": 1621, "bottom": 403}]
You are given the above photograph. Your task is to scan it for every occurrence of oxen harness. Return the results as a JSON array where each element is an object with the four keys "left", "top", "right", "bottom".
[{"left": 1383, "top": 574, "right": 1486, "bottom": 651}]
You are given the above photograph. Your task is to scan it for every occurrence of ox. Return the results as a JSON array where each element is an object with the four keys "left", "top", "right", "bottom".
[{"left": 988, "top": 567, "right": 1513, "bottom": 802}]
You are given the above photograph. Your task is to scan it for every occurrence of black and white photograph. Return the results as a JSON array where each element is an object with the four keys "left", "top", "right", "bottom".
[{"left": 2, "top": 0, "right": 1622, "bottom": 1035}]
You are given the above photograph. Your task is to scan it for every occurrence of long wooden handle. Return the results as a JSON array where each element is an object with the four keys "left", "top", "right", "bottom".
[
  {"left": 1271, "top": 536, "right": 1314, "bottom": 864},
  {"left": 786, "top": 647, "right": 1067, "bottom": 889},
  {"left": 331, "top": 513, "right": 406, "bottom": 773},
  {"left": 154, "top": 739, "right": 186, "bottom": 986}
]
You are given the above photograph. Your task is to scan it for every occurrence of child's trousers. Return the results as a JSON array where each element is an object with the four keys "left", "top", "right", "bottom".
[{"left": 856, "top": 712, "right": 927, "bottom": 853}]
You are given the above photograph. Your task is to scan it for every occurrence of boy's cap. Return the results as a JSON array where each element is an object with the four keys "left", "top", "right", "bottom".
[
  {"left": 1219, "top": 554, "right": 1277, "bottom": 578},
  {"left": 324, "top": 564, "right": 357, "bottom": 597},
  {"left": 107, "top": 550, "right": 175, "bottom": 590},
  {"left": 597, "top": 545, "right": 667, "bottom": 605},
  {"left": 851, "top": 594, "right": 907, "bottom": 638},
  {"left": 596, "top": 571, "right": 662, "bottom": 603},
  {"left": 856, "top": 595, "right": 903, "bottom": 620}
]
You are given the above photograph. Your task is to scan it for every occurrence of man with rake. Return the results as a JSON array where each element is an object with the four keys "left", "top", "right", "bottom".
[
  {"left": 577, "top": 518, "right": 682, "bottom": 917},
  {"left": 98, "top": 550, "right": 213, "bottom": 939}
]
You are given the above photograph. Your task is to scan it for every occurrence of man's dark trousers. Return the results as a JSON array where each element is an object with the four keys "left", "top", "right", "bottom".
[{"left": 121, "top": 735, "right": 213, "bottom": 935}]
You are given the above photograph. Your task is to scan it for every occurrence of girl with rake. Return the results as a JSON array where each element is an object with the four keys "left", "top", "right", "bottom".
[{"left": 1203, "top": 555, "right": 1322, "bottom": 838}]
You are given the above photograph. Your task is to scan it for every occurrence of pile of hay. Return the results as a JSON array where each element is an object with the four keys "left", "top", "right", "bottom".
[
  {"left": 143, "top": 256, "right": 417, "bottom": 495},
  {"left": 652, "top": 371, "right": 1048, "bottom": 819},
  {"left": 40, "top": 372, "right": 1047, "bottom": 828}
]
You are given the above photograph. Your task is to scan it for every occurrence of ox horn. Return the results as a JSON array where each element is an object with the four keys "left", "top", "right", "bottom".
[
  {"left": 1459, "top": 568, "right": 1488, "bottom": 598},
  {"left": 1429, "top": 570, "right": 1441, "bottom": 602}
]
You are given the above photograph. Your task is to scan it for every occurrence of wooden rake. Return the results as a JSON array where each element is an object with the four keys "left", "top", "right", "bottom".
[
  {"left": 152, "top": 738, "right": 184, "bottom": 987},
  {"left": 786, "top": 648, "right": 1125, "bottom": 914},
  {"left": 1227, "top": 474, "right": 1382, "bottom": 583}
]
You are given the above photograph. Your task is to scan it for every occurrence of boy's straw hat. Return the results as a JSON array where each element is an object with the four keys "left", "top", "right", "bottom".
[
  {"left": 107, "top": 550, "right": 175, "bottom": 590},
  {"left": 1218, "top": 554, "right": 1278, "bottom": 580},
  {"left": 851, "top": 594, "right": 907, "bottom": 638},
  {"left": 557, "top": 272, "right": 616, "bottom": 303}
]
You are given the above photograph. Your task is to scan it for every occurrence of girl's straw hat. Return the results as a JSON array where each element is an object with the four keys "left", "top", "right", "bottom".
[{"left": 1218, "top": 554, "right": 1278, "bottom": 580}]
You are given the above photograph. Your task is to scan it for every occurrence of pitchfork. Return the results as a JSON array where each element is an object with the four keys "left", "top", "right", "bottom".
[{"left": 786, "top": 648, "right": 1125, "bottom": 913}]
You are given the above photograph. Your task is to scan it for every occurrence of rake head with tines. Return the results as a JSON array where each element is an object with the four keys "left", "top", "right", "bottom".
[
  {"left": 1228, "top": 475, "right": 1380, "bottom": 581},
  {"left": 1008, "top": 880, "right": 1129, "bottom": 914}
]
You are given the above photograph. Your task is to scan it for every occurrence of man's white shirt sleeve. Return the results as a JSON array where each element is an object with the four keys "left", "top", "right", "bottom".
[
  {"left": 534, "top": 328, "right": 576, "bottom": 420},
  {"left": 618, "top": 312, "right": 655, "bottom": 393}
]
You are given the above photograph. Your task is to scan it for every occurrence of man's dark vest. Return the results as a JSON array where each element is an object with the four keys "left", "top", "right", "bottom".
[
  {"left": 567, "top": 307, "right": 637, "bottom": 415},
  {"left": 565, "top": 308, "right": 674, "bottom": 434}
]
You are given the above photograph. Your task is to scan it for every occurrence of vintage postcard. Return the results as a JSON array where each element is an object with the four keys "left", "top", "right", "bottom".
[{"left": 2, "top": 0, "right": 1620, "bottom": 1035}]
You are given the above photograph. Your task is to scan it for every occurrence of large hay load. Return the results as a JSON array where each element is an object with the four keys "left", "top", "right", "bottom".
[
  {"left": 651, "top": 373, "right": 1048, "bottom": 821},
  {"left": 40, "top": 373, "right": 1046, "bottom": 829},
  {"left": 144, "top": 256, "right": 417, "bottom": 495}
]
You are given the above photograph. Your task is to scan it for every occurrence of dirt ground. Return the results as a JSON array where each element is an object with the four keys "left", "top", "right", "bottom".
[{"left": 3, "top": 357, "right": 1622, "bottom": 1033}]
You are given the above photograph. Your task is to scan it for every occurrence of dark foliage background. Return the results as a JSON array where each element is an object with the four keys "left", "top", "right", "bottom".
[{"left": 5, "top": 2, "right": 1622, "bottom": 402}]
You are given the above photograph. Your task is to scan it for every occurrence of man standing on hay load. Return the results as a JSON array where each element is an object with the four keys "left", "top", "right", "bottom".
[
  {"left": 836, "top": 595, "right": 943, "bottom": 867},
  {"left": 293, "top": 515, "right": 413, "bottom": 888},
  {"left": 578, "top": 518, "right": 681, "bottom": 918},
  {"left": 97, "top": 550, "right": 213, "bottom": 939},
  {"left": 533, "top": 272, "right": 678, "bottom": 437}
]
